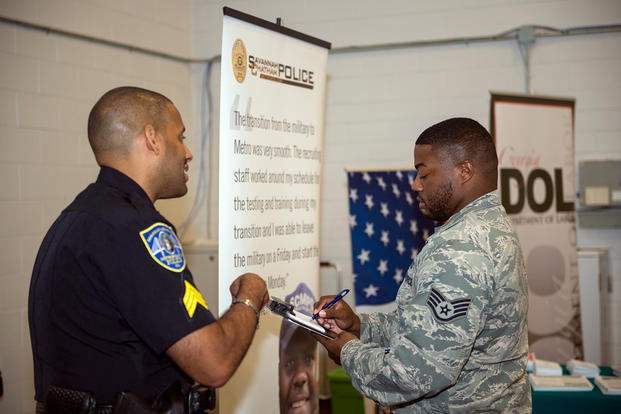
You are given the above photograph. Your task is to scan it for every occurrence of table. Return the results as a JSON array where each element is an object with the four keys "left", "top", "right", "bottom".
[
  {"left": 532, "top": 366, "right": 621, "bottom": 413},
  {"left": 326, "top": 366, "right": 621, "bottom": 413}
]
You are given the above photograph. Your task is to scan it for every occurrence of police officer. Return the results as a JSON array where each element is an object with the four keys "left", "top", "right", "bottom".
[
  {"left": 29, "top": 86, "right": 269, "bottom": 412},
  {"left": 313, "top": 118, "right": 531, "bottom": 412}
]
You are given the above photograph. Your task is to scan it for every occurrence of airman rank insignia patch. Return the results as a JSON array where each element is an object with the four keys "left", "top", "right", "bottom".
[
  {"left": 426, "top": 287, "right": 471, "bottom": 323},
  {"left": 139, "top": 222, "right": 186, "bottom": 272},
  {"left": 183, "top": 280, "right": 207, "bottom": 318}
]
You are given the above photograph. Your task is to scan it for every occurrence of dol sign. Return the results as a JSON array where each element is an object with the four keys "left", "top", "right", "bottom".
[{"left": 500, "top": 167, "right": 574, "bottom": 214}]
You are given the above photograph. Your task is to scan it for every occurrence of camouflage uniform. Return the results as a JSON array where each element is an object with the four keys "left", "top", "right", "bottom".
[{"left": 340, "top": 191, "right": 530, "bottom": 413}]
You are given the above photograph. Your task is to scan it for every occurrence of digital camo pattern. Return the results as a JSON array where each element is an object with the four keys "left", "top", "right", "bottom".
[{"left": 341, "top": 192, "right": 531, "bottom": 413}]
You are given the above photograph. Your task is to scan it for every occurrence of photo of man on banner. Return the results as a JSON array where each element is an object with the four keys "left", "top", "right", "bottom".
[{"left": 278, "top": 283, "right": 319, "bottom": 414}]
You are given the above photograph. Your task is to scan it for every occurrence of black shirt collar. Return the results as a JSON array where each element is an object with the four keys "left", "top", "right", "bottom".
[{"left": 97, "top": 166, "right": 155, "bottom": 212}]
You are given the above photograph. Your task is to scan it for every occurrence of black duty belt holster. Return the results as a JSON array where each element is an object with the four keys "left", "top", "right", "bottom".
[
  {"left": 187, "top": 384, "right": 216, "bottom": 413},
  {"left": 42, "top": 382, "right": 215, "bottom": 414},
  {"left": 114, "top": 382, "right": 215, "bottom": 414}
]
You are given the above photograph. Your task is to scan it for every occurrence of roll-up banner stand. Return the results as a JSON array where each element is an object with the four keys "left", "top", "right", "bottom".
[
  {"left": 219, "top": 8, "right": 330, "bottom": 413},
  {"left": 491, "top": 92, "right": 580, "bottom": 363}
]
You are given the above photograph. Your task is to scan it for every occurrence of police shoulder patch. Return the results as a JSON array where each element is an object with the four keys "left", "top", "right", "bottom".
[
  {"left": 426, "top": 287, "right": 471, "bottom": 323},
  {"left": 139, "top": 222, "right": 186, "bottom": 272}
]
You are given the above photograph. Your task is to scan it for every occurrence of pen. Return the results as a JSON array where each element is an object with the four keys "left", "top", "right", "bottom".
[{"left": 311, "top": 288, "right": 350, "bottom": 320}]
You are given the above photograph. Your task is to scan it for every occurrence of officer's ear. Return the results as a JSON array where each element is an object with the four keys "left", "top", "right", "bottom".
[{"left": 143, "top": 124, "right": 162, "bottom": 156}]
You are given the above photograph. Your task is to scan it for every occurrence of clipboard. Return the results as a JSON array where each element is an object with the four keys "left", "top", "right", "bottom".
[{"left": 267, "top": 297, "right": 335, "bottom": 340}]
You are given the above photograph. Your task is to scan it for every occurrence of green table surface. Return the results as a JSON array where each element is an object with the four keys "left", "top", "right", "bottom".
[{"left": 532, "top": 366, "right": 621, "bottom": 413}]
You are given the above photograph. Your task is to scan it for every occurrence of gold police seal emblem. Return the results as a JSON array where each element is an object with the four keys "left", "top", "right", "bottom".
[{"left": 232, "top": 38, "right": 247, "bottom": 83}]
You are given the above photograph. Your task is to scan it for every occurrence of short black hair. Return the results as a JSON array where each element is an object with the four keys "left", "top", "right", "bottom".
[
  {"left": 87, "top": 86, "right": 172, "bottom": 158},
  {"left": 416, "top": 117, "right": 498, "bottom": 177}
]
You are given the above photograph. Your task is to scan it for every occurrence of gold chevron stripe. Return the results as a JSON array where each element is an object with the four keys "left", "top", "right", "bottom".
[{"left": 183, "top": 280, "right": 208, "bottom": 318}]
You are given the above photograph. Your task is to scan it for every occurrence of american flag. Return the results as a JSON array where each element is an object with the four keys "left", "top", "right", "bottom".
[{"left": 347, "top": 170, "right": 436, "bottom": 310}]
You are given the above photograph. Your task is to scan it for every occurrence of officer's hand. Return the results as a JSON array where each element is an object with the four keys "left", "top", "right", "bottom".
[
  {"left": 313, "top": 296, "right": 361, "bottom": 337},
  {"left": 230, "top": 273, "right": 269, "bottom": 310},
  {"left": 311, "top": 330, "right": 358, "bottom": 366}
]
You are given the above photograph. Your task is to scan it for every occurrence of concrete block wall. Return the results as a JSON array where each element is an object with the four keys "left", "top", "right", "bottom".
[{"left": 0, "top": 1, "right": 194, "bottom": 412}]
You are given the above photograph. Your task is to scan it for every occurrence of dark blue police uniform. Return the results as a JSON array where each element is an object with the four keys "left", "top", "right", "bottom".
[{"left": 29, "top": 166, "right": 216, "bottom": 405}]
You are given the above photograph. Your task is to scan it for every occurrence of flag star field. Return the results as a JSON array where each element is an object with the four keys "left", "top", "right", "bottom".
[{"left": 347, "top": 170, "right": 436, "bottom": 307}]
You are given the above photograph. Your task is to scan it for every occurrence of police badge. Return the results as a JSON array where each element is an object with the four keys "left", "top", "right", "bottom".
[
  {"left": 426, "top": 287, "right": 471, "bottom": 323},
  {"left": 139, "top": 223, "right": 186, "bottom": 272}
]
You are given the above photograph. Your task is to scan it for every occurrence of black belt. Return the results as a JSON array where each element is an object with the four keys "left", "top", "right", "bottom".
[
  {"left": 39, "top": 383, "right": 214, "bottom": 414},
  {"left": 36, "top": 401, "right": 113, "bottom": 414}
]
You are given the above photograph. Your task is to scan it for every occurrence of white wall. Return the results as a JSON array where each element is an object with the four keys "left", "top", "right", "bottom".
[
  {"left": 1, "top": 0, "right": 620, "bottom": 412},
  {"left": 0, "top": 1, "right": 194, "bottom": 412}
]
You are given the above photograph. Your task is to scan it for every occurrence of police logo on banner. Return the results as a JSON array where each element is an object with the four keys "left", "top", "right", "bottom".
[
  {"left": 232, "top": 38, "right": 247, "bottom": 83},
  {"left": 426, "top": 287, "right": 471, "bottom": 323},
  {"left": 139, "top": 223, "right": 186, "bottom": 272}
]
